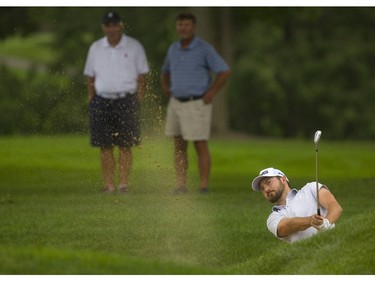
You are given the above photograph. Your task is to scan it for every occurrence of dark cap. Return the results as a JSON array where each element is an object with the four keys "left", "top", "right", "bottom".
[{"left": 102, "top": 12, "right": 121, "bottom": 24}]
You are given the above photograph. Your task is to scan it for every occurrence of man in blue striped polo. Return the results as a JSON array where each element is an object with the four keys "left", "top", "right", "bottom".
[{"left": 161, "top": 12, "right": 231, "bottom": 194}]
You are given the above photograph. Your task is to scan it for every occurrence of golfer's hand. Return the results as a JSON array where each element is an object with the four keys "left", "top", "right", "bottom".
[
  {"left": 203, "top": 90, "right": 215, "bottom": 104},
  {"left": 311, "top": 214, "right": 324, "bottom": 229},
  {"left": 317, "top": 218, "right": 335, "bottom": 231}
]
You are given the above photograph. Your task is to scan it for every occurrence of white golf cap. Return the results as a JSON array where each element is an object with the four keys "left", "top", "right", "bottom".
[{"left": 251, "top": 167, "right": 289, "bottom": 191}]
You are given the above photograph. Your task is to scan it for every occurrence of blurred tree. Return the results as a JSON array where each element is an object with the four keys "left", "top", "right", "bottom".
[
  {"left": 0, "top": 8, "right": 38, "bottom": 38},
  {"left": 228, "top": 7, "right": 375, "bottom": 139}
]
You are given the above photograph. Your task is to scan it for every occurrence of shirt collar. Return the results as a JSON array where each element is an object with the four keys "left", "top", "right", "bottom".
[
  {"left": 272, "top": 189, "right": 298, "bottom": 212},
  {"left": 178, "top": 36, "right": 199, "bottom": 50},
  {"left": 287, "top": 189, "right": 298, "bottom": 202},
  {"left": 103, "top": 34, "right": 126, "bottom": 49}
]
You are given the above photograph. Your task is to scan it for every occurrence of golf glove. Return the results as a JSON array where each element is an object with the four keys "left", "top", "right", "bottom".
[{"left": 318, "top": 218, "right": 335, "bottom": 231}]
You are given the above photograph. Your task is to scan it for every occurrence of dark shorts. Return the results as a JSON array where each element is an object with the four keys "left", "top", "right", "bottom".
[{"left": 89, "top": 95, "right": 140, "bottom": 148}]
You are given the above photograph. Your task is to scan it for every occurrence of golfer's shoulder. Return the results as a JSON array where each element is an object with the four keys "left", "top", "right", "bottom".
[
  {"left": 298, "top": 182, "right": 318, "bottom": 197},
  {"left": 87, "top": 37, "right": 106, "bottom": 53},
  {"left": 195, "top": 38, "right": 217, "bottom": 53},
  {"left": 191, "top": 36, "right": 209, "bottom": 46},
  {"left": 168, "top": 40, "right": 180, "bottom": 50},
  {"left": 124, "top": 35, "right": 145, "bottom": 48}
]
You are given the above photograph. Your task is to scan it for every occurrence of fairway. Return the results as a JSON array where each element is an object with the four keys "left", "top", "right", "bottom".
[{"left": 0, "top": 135, "right": 374, "bottom": 274}]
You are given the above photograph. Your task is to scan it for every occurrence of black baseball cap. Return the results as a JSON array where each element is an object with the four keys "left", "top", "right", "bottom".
[{"left": 102, "top": 12, "right": 121, "bottom": 24}]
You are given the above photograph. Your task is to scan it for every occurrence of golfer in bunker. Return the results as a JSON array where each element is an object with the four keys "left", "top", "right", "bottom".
[{"left": 251, "top": 167, "right": 343, "bottom": 243}]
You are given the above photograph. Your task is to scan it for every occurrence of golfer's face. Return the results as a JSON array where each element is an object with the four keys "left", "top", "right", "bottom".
[
  {"left": 102, "top": 22, "right": 122, "bottom": 40},
  {"left": 176, "top": 19, "right": 195, "bottom": 40},
  {"left": 260, "top": 177, "right": 284, "bottom": 203}
]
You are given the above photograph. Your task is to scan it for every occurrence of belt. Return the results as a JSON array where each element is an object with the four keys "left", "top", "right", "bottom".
[
  {"left": 97, "top": 92, "right": 134, "bottom": 100},
  {"left": 175, "top": 95, "right": 204, "bottom": 102}
]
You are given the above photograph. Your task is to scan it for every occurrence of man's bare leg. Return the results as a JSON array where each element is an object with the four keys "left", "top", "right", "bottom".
[
  {"left": 194, "top": 140, "right": 211, "bottom": 191},
  {"left": 174, "top": 135, "right": 188, "bottom": 191},
  {"left": 100, "top": 147, "right": 116, "bottom": 192},
  {"left": 118, "top": 147, "right": 132, "bottom": 193}
]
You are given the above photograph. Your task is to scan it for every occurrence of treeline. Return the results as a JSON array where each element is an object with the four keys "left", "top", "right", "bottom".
[
  {"left": 229, "top": 8, "right": 375, "bottom": 139},
  {"left": 0, "top": 7, "right": 374, "bottom": 139}
]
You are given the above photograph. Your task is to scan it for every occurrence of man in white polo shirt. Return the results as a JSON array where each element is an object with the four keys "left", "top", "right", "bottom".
[
  {"left": 251, "top": 167, "right": 343, "bottom": 243},
  {"left": 83, "top": 11, "right": 149, "bottom": 194}
]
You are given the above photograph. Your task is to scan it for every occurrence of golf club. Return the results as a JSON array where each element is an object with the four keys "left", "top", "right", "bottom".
[{"left": 314, "top": 130, "right": 322, "bottom": 216}]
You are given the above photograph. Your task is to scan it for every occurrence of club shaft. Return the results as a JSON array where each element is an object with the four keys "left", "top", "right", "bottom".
[{"left": 316, "top": 144, "right": 321, "bottom": 216}]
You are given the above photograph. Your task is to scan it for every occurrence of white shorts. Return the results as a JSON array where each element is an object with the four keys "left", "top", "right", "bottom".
[{"left": 165, "top": 97, "right": 213, "bottom": 141}]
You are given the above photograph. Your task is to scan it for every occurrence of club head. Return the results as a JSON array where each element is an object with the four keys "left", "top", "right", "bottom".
[{"left": 314, "top": 130, "right": 322, "bottom": 144}]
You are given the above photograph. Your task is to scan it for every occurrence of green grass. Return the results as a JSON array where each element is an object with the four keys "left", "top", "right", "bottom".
[{"left": 0, "top": 135, "right": 374, "bottom": 274}]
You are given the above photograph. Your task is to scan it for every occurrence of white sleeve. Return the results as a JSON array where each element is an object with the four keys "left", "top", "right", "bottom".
[
  {"left": 307, "top": 182, "right": 327, "bottom": 202},
  {"left": 267, "top": 211, "right": 284, "bottom": 238},
  {"left": 83, "top": 44, "right": 95, "bottom": 77},
  {"left": 135, "top": 42, "right": 149, "bottom": 75}
]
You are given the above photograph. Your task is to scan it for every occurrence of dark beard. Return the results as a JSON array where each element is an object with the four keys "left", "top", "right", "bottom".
[
  {"left": 268, "top": 179, "right": 284, "bottom": 203},
  {"left": 268, "top": 189, "right": 283, "bottom": 203}
]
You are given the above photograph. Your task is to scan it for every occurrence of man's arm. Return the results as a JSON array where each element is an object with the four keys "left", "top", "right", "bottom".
[
  {"left": 277, "top": 216, "right": 318, "bottom": 238},
  {"left": 318, "top": 187, "right": 343, "bottom": 224},
  {"left": 160, "top": 72, "right": 171, "bottom": 97},
  {"left": 203, "top": 70, "right": 231, "bottom": 104},
  {"left": 86, "top": 76, "right": 96, "bottom": 102},
  {"left": 137, "top": 73, "right": 148, "bottom": 101}
]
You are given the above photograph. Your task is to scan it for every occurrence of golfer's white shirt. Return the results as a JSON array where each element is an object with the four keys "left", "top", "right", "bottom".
[
  {"left": 83, "top": 34, "right": 149, "bottom": 95},
  {"left": 267, "top": 182, "right": 328, "bottom": 243}
]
